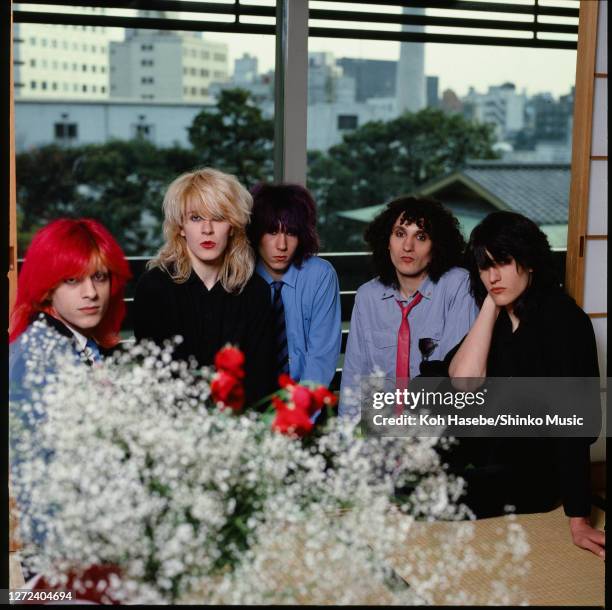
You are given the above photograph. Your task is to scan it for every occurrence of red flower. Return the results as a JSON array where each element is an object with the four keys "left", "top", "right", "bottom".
[
  {"left": 278, "top": 373, "right": 296, "bottom": 389},
  {"left": 291, "top": 384, "right": 312, "bottom": 413},
  {"left": 271, "top": 401, "right": 314, "bottom": 437},
  {"left": 310, "top": 386, "right": 338, "bottom": 414},
  {"left": 30, "top": 564, "right": 122, "bottom": 604},
  {"left": 214, "top": 346, "right": 245, "bottom": 379},
  {"left": 211, "top": 370, "right": 245, "bottom": 412}
]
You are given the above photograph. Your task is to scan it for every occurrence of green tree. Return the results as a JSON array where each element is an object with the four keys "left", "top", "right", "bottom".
[
  {"left": 16, "top": 140, "right": 200, "bottom": 256},
  {"left": 308, "top": 107, "right": 498, "bottom": 251},
  {"left": 187, "top": 88, "right": 274, "bottom": 187}
]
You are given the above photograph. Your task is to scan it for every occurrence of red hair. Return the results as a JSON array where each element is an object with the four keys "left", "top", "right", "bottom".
[{"left": 9, "top": 219, "right": 132, "bottom": 348}]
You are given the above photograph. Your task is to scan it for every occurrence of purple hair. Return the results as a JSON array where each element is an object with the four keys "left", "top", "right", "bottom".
[{"left": 248, "top": 183, "right": 320, "bottom": 266}]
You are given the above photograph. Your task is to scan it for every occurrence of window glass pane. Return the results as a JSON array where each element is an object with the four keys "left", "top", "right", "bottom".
[
  {"left": 14, "top": 18, "right": 275, "bottom": 260},
  {"left": 305, "top": 6, "right": 577, "bottom": 254}
]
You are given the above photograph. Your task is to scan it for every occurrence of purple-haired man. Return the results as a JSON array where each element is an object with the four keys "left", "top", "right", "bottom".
[{"left": 248, "top": 183, "right": 341, "bottom": 389}]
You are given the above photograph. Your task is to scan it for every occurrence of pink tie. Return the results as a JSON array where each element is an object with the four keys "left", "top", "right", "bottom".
[{"left": 395, "top": 292, "right": 423, "bottom": 414}]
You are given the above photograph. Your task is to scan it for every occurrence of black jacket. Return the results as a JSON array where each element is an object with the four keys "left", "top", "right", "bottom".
[{"left": 134, "top": 266, "right": 276, "bottom": 406}]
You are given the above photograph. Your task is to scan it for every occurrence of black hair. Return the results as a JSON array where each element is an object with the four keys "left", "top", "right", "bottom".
[
  {"left": 248, "top": 183, "right": 320, "bottom": 266},
  {"left": 364, "top": 196, "right": 466, "bottom": 285},
  {"left": 467, "top": 211, "right": 561, "bottom": 319}
]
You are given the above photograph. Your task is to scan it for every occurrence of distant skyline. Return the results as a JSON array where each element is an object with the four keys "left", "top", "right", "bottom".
[{"left": 205, "top": 32, "right": 577, "bottom": 98}]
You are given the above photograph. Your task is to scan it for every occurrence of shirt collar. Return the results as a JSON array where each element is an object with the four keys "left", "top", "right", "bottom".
[
  {"left": 380, "top": 275, "right": 434, "bottom": 302},
  {"left": 256, "top": 260, "right": 298, "bottom": 288},
  {"left": 40, "top": 313, "right": 88, "bottom": 350}
]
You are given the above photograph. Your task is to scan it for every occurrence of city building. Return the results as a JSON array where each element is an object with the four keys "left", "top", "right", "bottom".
[
  {"left": 13, "top": 4, "right": 116, "bottom": 100},
  {"left": 395, "top": 5, "right": 426, "bottom": 114},
  {"left": 462, "top": 82, "right": 527, "bottom": 139},
  {"left": 336, "top": 58, "right": 396, "bottom": 102},
  {"left": 426, "top": 76, "right": 439, "bottom": 108},
  {"left": 14, "top": 99, "right": 207, "bottom": 151},
  {"left": 110, "top": 30, "right": 229, "bottom": 103}
]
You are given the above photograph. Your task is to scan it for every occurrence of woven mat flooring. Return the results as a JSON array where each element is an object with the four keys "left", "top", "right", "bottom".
[{"left": 389, "top": 505, "right": 605, "bottom": 606}]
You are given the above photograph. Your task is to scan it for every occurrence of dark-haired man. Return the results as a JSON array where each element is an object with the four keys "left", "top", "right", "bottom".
[
  {"left": 339, "top": 196, "right": 478, "bottom": 417},
  {"left": 249, "top": 183, "right": 341, "bottom": 388}
]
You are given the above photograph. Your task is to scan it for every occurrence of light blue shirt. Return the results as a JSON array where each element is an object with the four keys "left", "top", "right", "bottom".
[
  {"left": 339, "top": 267, "right": 479, "bottom": 417},
  {"left": 256, "top": 256, "right": 342, "bottom": 388}
]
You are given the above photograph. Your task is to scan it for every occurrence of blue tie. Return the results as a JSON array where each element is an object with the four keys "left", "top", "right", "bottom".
[
  {"left": 271, "top": 281, "right": 289, "bottom": 375},
  {"left": 83, "top": 338, "right": 101, "bottom": 364}
]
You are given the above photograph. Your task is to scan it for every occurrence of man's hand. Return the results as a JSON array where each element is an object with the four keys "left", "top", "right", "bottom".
[{"left": 570, "top": 516, "right": 605, "bottom": 559}]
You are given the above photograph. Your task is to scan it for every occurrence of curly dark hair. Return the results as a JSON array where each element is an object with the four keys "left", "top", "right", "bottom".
[
  {"left": 467, "top": 211, "right": 561, "bottom": 320},
  {"left": 248, "top": 183, "right": 320, "bottom": 267},
  {"left": 364, "top": 196, "right": 466, "bottom": 285}
]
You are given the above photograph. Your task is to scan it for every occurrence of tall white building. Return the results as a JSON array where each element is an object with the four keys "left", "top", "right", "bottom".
[
  {"left": 463, "top": 83, "right": 527, "bottom": 139},
  {"left": 13, "top": 4, "right": 116, "bottom": 100},
  {"left": 110, "top": 30, "right": 229, "bottom": 103},
  {"left": 395, "top": 6, "right": 426, "bottom": 114}
]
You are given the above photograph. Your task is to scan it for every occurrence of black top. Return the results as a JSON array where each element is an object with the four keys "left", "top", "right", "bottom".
[
  {"left": 424, "top": 290, "right": 600, "bottom": 517},
  {"left": 133, "top": 266, "right": 276, "bottom": 406}
]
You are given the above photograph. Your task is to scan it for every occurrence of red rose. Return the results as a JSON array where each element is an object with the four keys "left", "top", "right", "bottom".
[
  {"left": 211, "top": 370, "right": 245, "bottom": 411},
  {"left": 271, "top": 401, "right": 314, "bottom": 437},
  {"left": 214, "top": 346, "right": 245, "bottom": 379},
  {"left": 310, "top": 386, "right": 338, "bottom": 414},
  {"left": 291, "top": 384, "right": 312, "bottom": 413},
  {"left": 278, "top": 373, "right": 296, "bottom": 389}
]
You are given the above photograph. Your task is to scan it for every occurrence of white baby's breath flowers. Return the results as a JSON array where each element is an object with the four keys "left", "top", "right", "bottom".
[{"left": 11, "top": 331, "right": 529, "bottom": 604}]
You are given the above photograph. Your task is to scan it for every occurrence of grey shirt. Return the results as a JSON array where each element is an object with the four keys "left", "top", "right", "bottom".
[{"left": 339, "top": 267, "right": 479, "bottom": 417}]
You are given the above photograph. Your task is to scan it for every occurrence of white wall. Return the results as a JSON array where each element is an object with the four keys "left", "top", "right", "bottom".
[
  {"left": 15, "top": 100, "right": 208, "bottom": 151},
  {"left": 585, "top": 1, "right": 607, "bottom": 463}
]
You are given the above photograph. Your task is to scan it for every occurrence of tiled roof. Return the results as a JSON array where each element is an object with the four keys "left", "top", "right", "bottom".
[{"left": 461, "top": 162, "right": 570, "bottom": 225}]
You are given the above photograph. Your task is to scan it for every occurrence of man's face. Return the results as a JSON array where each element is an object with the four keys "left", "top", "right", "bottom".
[
  {"left": 479, "top": 251, "right": 531, "bottom": 308},
  {"left": 388, "top": 216, "right": 433, "bottom": 281},
  {"left": 180, "top": 210, "right": 232, "bottom": 269},
  {"left": 258, "top": 225, "right": 299, "bottom": 280},
  {"left": 51, "top": 267, "right": 111, "bottom": 335}
]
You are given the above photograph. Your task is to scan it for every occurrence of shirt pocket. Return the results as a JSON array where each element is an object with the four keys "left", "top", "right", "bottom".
[{"left": 370, "top": 329, "right": 396, "bottom": 350}]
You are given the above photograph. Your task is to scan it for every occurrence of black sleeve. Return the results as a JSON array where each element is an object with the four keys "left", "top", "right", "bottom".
[
  {"left": 133, "top": 268, "right": 177, "bottom": 345},
  {"left": 554, "top": 303, "right": 600, "bottom": 517},
  {"left": 240, "top": 278, "right": 276, "bottom": 408}
]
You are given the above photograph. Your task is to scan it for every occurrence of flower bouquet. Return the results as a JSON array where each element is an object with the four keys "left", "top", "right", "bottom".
[{"left": 10, "top": 336, "right": 530, "bottom": 604}]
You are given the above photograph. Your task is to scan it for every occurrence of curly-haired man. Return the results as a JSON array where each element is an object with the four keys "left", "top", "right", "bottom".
[{"left": 339, "top": 196, "right": 478, "bottom": 417}]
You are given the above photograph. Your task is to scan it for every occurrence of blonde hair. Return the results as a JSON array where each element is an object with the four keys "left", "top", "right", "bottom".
[{"left": 149, "top": 168, "right": 255, "bottom": 293}]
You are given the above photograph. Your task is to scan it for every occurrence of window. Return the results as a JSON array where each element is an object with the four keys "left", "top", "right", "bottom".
[
  {"left": 82, "top": 84, "right": 87, "bottom": 92},
  {"left": 52, "top": 82, "right": 58, "bottom": 91},
  {"left": 337, "top": 115, "right": 358, "bottom": 130},
  {"left": 30, "top": 59, "right": 36, "bottom": 67},
  {"left": 30, "top": 37, "right": 36, "bottom": 45},
  {"left": 141, "top": 59, "right": 154, "bottom": 67},
  {"left": 30, "top": 81, "right": 37, "bottom": 89},
  {"left": 200, "top": 69, "right": 209, "bottom": 77},
  {"left": 41, "top": 81, "right": 47, "bottom": 90},
  {"left": 214, "top": 53, "right": 226, "bottom": 62},
  {"left": 101, "top": 86, "right": 106, "bottom": 93},
  {"left": 92, "top": 66, "right": 97, "bottom": 73},
  {"left": 141, "top": 44, "right": 154, "bottom": 51},
  {"left": 51, "top": 40, "right": 57, "bottom": 48},
  {"left": 133, "top": 123, "right": 153, "bottom": 139},
  {"left": 141, "top": 77, "right": 154, "bottom": 84},
  {"left": 82, "top": 64, "right": 87, "bottom": 72},
  {"left": 54, "top": 122, "right": 78, "bottom": 141}
]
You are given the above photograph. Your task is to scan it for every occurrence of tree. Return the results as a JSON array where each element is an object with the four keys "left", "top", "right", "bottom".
[
  {"left": 187, "top": 88, "right": 274, "bottom": 188},
  {"left": 16, "top": 140, "right": 200, "bottom": 256},
  {"left": 308, "top": 107, "right": 498, "bottom": 251}
]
